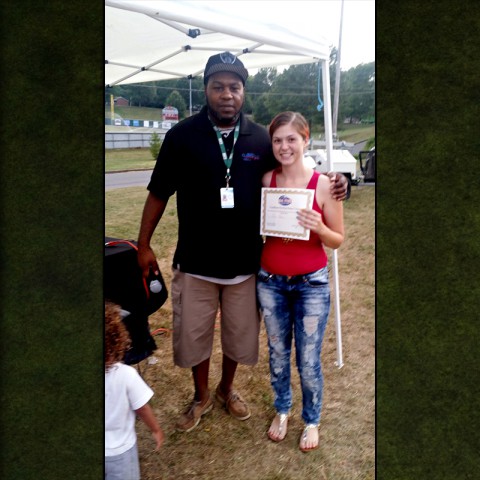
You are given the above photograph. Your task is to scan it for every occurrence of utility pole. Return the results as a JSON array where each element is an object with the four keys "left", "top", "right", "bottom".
[
  {"left": 110, "top": 94, "right": 115, "bottom": 124},
  {"left": 332, "top": 0, "right": 344, "bottom": 139}
]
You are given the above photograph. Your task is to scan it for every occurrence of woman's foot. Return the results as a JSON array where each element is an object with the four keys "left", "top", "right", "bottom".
[
  {"left": 299, "top": 424, "right": 319, "bottom": 452},
  {"left": 267, "top": 413, "right": 288, "bottom": 442}
]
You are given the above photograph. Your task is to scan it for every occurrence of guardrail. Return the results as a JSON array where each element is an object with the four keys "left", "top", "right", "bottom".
[{"left": 105, "top": 132, "right": 166, "bottom": 149}]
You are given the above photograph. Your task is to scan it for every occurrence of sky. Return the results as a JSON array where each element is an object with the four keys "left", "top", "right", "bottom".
[{"left": 207, "top": 0, "right": 375, "bottom": 71}]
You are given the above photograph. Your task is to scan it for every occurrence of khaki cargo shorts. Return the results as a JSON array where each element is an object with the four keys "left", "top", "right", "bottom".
[{"left": 171, "top": 269, "right": 260, "bottom": 368}]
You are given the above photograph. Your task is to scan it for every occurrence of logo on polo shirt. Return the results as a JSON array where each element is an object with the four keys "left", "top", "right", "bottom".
[{"left": 242, "top": 153, "right": 260, "bottom": 162}]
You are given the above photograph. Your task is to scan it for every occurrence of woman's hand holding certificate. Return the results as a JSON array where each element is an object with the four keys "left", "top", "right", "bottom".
[{"left": 260, "top": 188, "right": 314, "bottom": 240}]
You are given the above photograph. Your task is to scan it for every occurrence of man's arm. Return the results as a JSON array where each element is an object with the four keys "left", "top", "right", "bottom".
[
  {"left": 137, "top": 192, "right": 168, "bottom": 279},
  {"left": 326, "top": 172, "right": 350, "bottom": 201}
]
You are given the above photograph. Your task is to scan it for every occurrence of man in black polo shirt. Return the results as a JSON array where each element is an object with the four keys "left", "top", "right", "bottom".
[{"left": 137, "top": 52, "right": 347, "bottom": 432}]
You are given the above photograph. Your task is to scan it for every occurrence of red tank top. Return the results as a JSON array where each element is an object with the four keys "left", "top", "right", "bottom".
[{"left": 260, "top": 169, "right": 328, "bottom": 275}]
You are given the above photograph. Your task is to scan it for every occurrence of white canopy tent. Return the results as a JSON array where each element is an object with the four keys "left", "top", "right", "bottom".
[{"left": 105, "top": 0, "right": 344, "bottom": 367}]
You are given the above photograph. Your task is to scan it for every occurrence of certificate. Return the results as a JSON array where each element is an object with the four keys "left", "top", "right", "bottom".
[{"left": 260, "top": 188, "right": 314, "bottom": 240}]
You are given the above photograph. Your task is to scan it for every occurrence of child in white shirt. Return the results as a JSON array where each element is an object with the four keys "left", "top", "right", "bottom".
[{"left": 105, "top": 301, "right": 164, "bottom": 480}]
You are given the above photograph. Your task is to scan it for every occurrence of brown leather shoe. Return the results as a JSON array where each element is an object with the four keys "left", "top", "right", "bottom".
[
  {"left": 175, "top": 396, "right": 213, "bottom": 433},
  {"left": 215, "top": 385, "right": 251, "bottom": 420}
]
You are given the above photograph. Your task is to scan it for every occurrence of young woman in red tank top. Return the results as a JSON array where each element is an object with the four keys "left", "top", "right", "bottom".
[{"left": 257, "top": 112, "right": 344, "bottom": 452}]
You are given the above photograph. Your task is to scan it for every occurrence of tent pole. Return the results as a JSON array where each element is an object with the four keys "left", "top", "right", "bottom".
[
  {"left": 332, "top": 0, "right": 344, "bottom": 138},
  {"left": 189, "top": 76, "right": 192, "bottom": 116},
  {"left": 331, "top": 250, "right": 343, "bottom": 368},
  {"left": 321, "top": 58, "right": 344, "bottom": 369}
]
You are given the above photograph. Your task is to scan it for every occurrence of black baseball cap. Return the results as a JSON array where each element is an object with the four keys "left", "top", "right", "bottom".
[{"left": 203, "top": 51, "right": 248, "bottom": 85}]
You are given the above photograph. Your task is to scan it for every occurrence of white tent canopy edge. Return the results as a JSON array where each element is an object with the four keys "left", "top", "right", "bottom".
[
  {"left": 105, "top": 0, "right": 331, "bottom": 85},
  {"left": 105, "top": 0, "right": 343, "bottom": 367}
]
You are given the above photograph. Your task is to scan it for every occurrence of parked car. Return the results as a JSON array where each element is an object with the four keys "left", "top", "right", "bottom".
[
  {"left": 304, "top": 148, "right": 358, "bottom": 186},
  {"left": 358, "top": 147, "right": 376, "bottom": 183}
]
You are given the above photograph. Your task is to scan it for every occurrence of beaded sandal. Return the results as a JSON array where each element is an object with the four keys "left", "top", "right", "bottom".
[
  {"left": 267, "top": 413, "right": 289, "bottom": 442},
  {"left": 299, "top": 424, "right": 319, "bottom": 452}
]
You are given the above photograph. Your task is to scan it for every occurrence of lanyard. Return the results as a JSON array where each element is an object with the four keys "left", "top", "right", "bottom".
[{"left": 212, "top": 121, "right": 240, "bottom": 187}]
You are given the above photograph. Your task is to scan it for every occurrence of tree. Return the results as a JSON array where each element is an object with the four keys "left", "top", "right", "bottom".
[
  {"left": 152, "top": 78, "right": 202, "bottom": 111},
  {"left": 104, "top": 58, "right": 375, "bottom": 129},
  {"left": 173, "top": 77, "right": 205, "bottom": 111},
  {"left": 252, "top": 94, "right": 271, "bottom": 126},
  {"left": 265, "top": 63, "right": 322, "bottom": 128},
  {"left": 248, "top": 68, "right": 277, "bottom": 121},
  {"left": 243, "top": 95, "right": 253, "bottom": 115},
  {"left": 338, "top": 62, "right": 375, "bottom": 122},
  {"left": 149, "top": 132, "right": 161, "bottom": 160},
  {"left": 165, "top": 90, "right": 187, "bottom": 119},
  {"left": 126, "top": 83, "right": 156, "bottom": 107},
  {"left": 247, "top": 68, "right": 277, "bottom": 97}
]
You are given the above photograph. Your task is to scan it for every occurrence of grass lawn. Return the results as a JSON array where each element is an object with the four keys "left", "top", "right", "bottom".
[
  {"left": 105, "top": 106, "right": 164, "bottom": 121},
  {"left": 334, "top": 124, "right": 375, "bottom": 144},
  {"left": 105, "top": 148, "right": 157, "bottom": 172},
  {"left": 105, "top": 184, "right": 375, "bottom": 480}
]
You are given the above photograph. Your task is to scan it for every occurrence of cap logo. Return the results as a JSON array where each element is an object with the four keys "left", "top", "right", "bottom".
[{"left": 220, "top": 52, "right": 237, "bottom": 64}]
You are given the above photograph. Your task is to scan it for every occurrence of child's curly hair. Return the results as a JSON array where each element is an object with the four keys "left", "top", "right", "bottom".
[{"left": 105, "top": 301, "right": 131, "bottom": 371}]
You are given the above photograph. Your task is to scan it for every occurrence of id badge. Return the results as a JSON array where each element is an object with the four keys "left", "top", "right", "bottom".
[{"left": 220, "top": 187, "right": 234, "bottom": 208}]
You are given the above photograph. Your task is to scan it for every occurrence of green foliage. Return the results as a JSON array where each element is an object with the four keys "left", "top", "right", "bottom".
[
  {"left": 338, "top": 63, "right": 375, "bottom": 122},
  {"left": 165, "top": 90, "right": 187, "bottom": 119},
  {"left": 265, "top": 63, "right": 320, "bottom": 123},
  {"left": 149, "top": 132, "right": 161, "bottom": 160},
  {"left": 243, "top": 94, "right": 253, "bottom": 115},
  {"left": 252, "top": 94, "right": 271, "bottom": 126},
  {"left": 247, "top": 60, "right": 374, "bottom": 130},
  {"left": 105, "top": 77, "right": 205, "bottom": 111},
  {"left": 246, "top": 67, "right": 277, "bottom": 95},
  {"left": 105, "top": 58, "right": 375, "bottom": 128},
  {"left": 365, "top": 136, "right": 375, "bottom": 150}
]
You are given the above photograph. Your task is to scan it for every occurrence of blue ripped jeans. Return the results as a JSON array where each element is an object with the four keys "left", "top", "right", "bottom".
[{"left": 257, "top": 266, "right": 330, "bottom": 425}]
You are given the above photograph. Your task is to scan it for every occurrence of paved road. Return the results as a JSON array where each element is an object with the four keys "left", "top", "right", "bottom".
[
  {"left": 105, "top": 141, "right": 373, "bottom": 191},
  {"left": 106, "top": 167, "right": 374, "bottom": 192},
  {"left": 105, "top": 170, "right": 153, "bottom": 191},
  {"left": 349, "top": 140, "right": 368, "bottom": 156}
]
